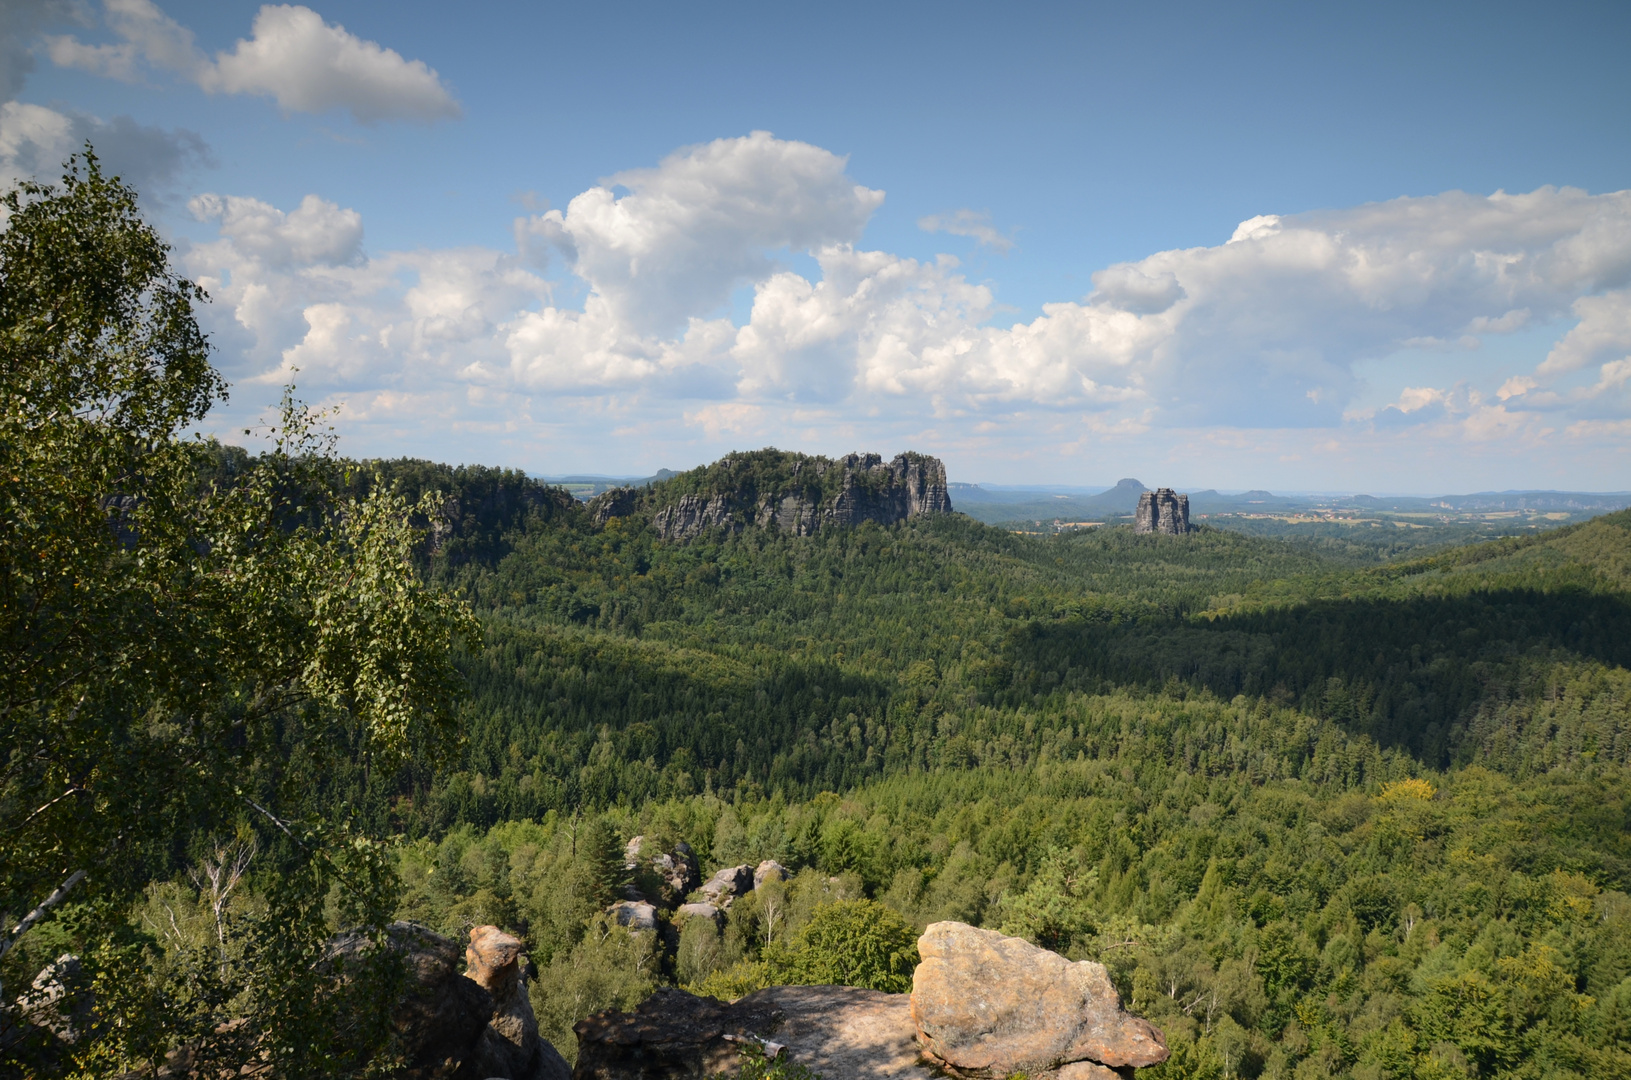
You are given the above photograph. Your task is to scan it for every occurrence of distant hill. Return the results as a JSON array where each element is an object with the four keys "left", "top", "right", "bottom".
[{"left": 541, "top": 469, "right": 678, "bottom": 499}]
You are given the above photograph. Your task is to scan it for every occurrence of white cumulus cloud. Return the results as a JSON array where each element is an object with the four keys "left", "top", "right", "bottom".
[
  {"left": 181, "top": 136, "right": 1631, "bottom": 479},
  {"left": 47, "top": 1, "right": 458, "bottom": 124},
  {"left": 516, "top": 131, "right": 883, "bottom": 337}
]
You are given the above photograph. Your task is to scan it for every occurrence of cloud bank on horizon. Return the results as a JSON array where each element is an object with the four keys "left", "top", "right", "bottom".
[
  {"left": 4, "top": 1, "right": 1630, "bottom": 489},
  {"left": 176, "top": 130, "right": 1631, "bottom": 484}
]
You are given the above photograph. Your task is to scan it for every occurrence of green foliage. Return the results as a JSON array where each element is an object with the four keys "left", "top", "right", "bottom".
[
  {"left": 333, "top": 481, "right": 1631, "bottom": 827},
  {"left": 770, "top": 898, "right": 918, "bottom": 993},
  {"left": 0, "top": 154, "right": 476, "bottom": 1075},
  {"left": 709, "top": 1042, "right": 825, "bottom": 1080},
  {"left": 529, "top": 915, "right": 659, "bottom": 1066},
  {"left": 11, "top": 149, "right": 1631, "bottom": 1080}
]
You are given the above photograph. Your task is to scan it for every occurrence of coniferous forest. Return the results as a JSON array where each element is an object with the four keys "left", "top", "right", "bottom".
[
  {"left": 313, "top": 458, "right": 1631, "bottom": 1079},
  {"left": 6, "top": 160, "right": 1631, "bottom": 1080}
]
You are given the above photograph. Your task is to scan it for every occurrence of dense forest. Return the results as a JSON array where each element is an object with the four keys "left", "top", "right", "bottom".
[
  {"left": 264, "top": 458, "right": 1631, "bottom": 1078},
  {"left": 9, "top": 150, "right": 1630, "bottom": 1080}
]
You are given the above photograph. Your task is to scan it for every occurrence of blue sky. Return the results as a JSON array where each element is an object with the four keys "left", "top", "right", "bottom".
[{"left": 5, "top": 0, "right": 1630, "bottom": 491}]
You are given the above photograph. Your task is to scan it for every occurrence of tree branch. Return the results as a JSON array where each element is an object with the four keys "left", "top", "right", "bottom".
[{"left": 0, "top": 870, "right": 88, "bottom": 966}]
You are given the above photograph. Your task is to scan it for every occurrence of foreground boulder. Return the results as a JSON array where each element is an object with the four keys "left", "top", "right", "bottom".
[
  {"left": 569, "top": 920, "right": 1167, "bottom": 1079},
  {"left": 327, "top": 921, "right": 492, "bottom": 1079},
  {"left": 572, "top": 986, "right": 930, "bottom": 1080},
  {"left": 463, "top": 926, "right": 571, "bottom": 1080},
  {"left": 911, "top": 922, "right": 1169, "bottom": 1077}
]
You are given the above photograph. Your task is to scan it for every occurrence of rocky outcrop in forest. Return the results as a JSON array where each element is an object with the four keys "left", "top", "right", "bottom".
[
  {"left": 588, "top": 449, "right": 953, "bottom": 540},
  {"left": 571, "top": 922, "right": 1167, "bottom": 1079},
  {"left": 1134, "top": 488, "right": 1190, "bottom": 534},
  {"left": 331, "top": 921, "right": 570, "bottom": 1080}
]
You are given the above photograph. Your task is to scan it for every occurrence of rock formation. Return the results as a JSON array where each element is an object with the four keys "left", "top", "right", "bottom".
[
  {"left": 675, "top": 901, "right": 724, "bottom": 926},
  {"left": 592, "top": 450, "right": 953, "bottom": 541},
  {"left": 912, "top": 922, "right": 1168, "bottom": 1077},
  {"left": 571, "top": 920, "right": 1166, "bottom": 1079},
  {"left": 1134, "top": 488, "right": 1190, "bottom": 535},
  {"left": 607, "top": 901, "right": 659, "bottom": 932},
  {"left": 464, "top": 926, "right": 573, "bottom": 1080},
  {"left": 623, "top": 836, "right": 702, "bottom": 908},
  {"left": 324, "top": 921, "right": 493, "bottom": 1078},
  {"left": 752, "top": 860, "right": 789, "bottom": 890},
  {"left": 699, "top": 864, "right": 757, "bottom": 908},
  {"left": 586, "top": 486, "right": 640, "bottom": 527},
  {"left": 12, "top": 953, "right": 94, "bottom": 1045},
  {"left": 572, "top": 985, "right": 924, "bottom": 1080},
  {"left": 322, "top": 920, "right": 570, "bottom": 1080}
]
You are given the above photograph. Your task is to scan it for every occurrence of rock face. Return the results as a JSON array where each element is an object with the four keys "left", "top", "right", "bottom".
[
  {"left": 609, "top": 450, "right": 952, "bottom": 541},
  {"left": 699, "top": 865, "right": 756, "bottom": 908},
  {"left": 13, "top": 953, "right": 94, "bottom": 1044},
  {"left": 911, "top": 922, "right": 1169, "bottom": 1077},
  {"left": 327, "top": 921, "right": 493, "bottom": 1079},
  {"left": 463, "top": 926, "right": 572, "bottom": 1080},
  {"left": 323, "top": 921, "right": 573, "bottom": 1080},
  {"left": 1134, "top": 488, "right": 1190, "bottom": 535},
  {"left": 586, "top": 486, "right": 640, "bottom": 527},
  {"left": 624, "top": 836, "right": 702, "bottom": 908},
  {"left": 572, "top": 985, "right": 931, "bottom": 1080},
  {"left": 607, "top": 901, "right": 659, "bottom": 932},
  {"left": 753, "top": 860, "right": 789, "bottom": 890}
]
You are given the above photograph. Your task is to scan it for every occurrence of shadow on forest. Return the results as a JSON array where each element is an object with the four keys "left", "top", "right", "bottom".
[{"left": 993, "top": 588, "right": 1631, "bottom": 767}]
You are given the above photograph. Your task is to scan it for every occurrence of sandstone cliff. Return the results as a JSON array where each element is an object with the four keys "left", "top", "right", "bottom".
[
  {"left": 589, "top": 449, "right": 953, "bottom": 541},
  {"left": 1134, "top": 488, "right": 1190, "bottom": 535}
]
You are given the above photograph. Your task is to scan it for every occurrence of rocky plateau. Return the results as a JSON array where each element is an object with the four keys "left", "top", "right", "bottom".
[{"left": 587, "top": 450, "right": 953, "bottom": 541}]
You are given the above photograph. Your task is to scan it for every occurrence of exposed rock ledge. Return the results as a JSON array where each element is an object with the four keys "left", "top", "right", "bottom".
[
  {"left": 573, "top": 921, "right": 1166, "bottom": 1079},
  {"left": 588, "top": 450, "right": 953, "bottom": 541}
]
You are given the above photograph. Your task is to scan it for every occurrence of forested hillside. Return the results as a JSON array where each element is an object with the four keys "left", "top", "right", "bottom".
[
  {"left": 42, "top": 445, "right": 1628, "bottom": 1080},
  {"left": 11, "top": 154, "right": 1627, "bottom": 1080},
  {"left": 298, "top": 457, "right": 1631, "bottom": 1080},
  {"left": 326, "top": 461, "right": 1629, "bottom": 835}
]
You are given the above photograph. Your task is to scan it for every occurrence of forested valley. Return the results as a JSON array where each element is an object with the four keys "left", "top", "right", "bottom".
[
  {"left": 291, "top": 458, "right": 1631, "bottom": 1080},
  {"left": 6, "top": 157, "right": 1631, "bottom": 1080}
]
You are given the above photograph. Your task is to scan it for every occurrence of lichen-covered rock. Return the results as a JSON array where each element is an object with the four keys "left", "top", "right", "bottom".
[
  {"left": 910, "top": 921, "right": 1168, "bottom": 1077},
  {"left": 753, "top": 861, "right": 789, "bottom": 890},
  {"left": 606, "top": 900, "right": 659, "bottom": 931},
  {"left": 462, "top": 926, "right": 571, "bottom": 1080},
  {"left": 699, "top": 865, "right": 755, "bottom": 907}
]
